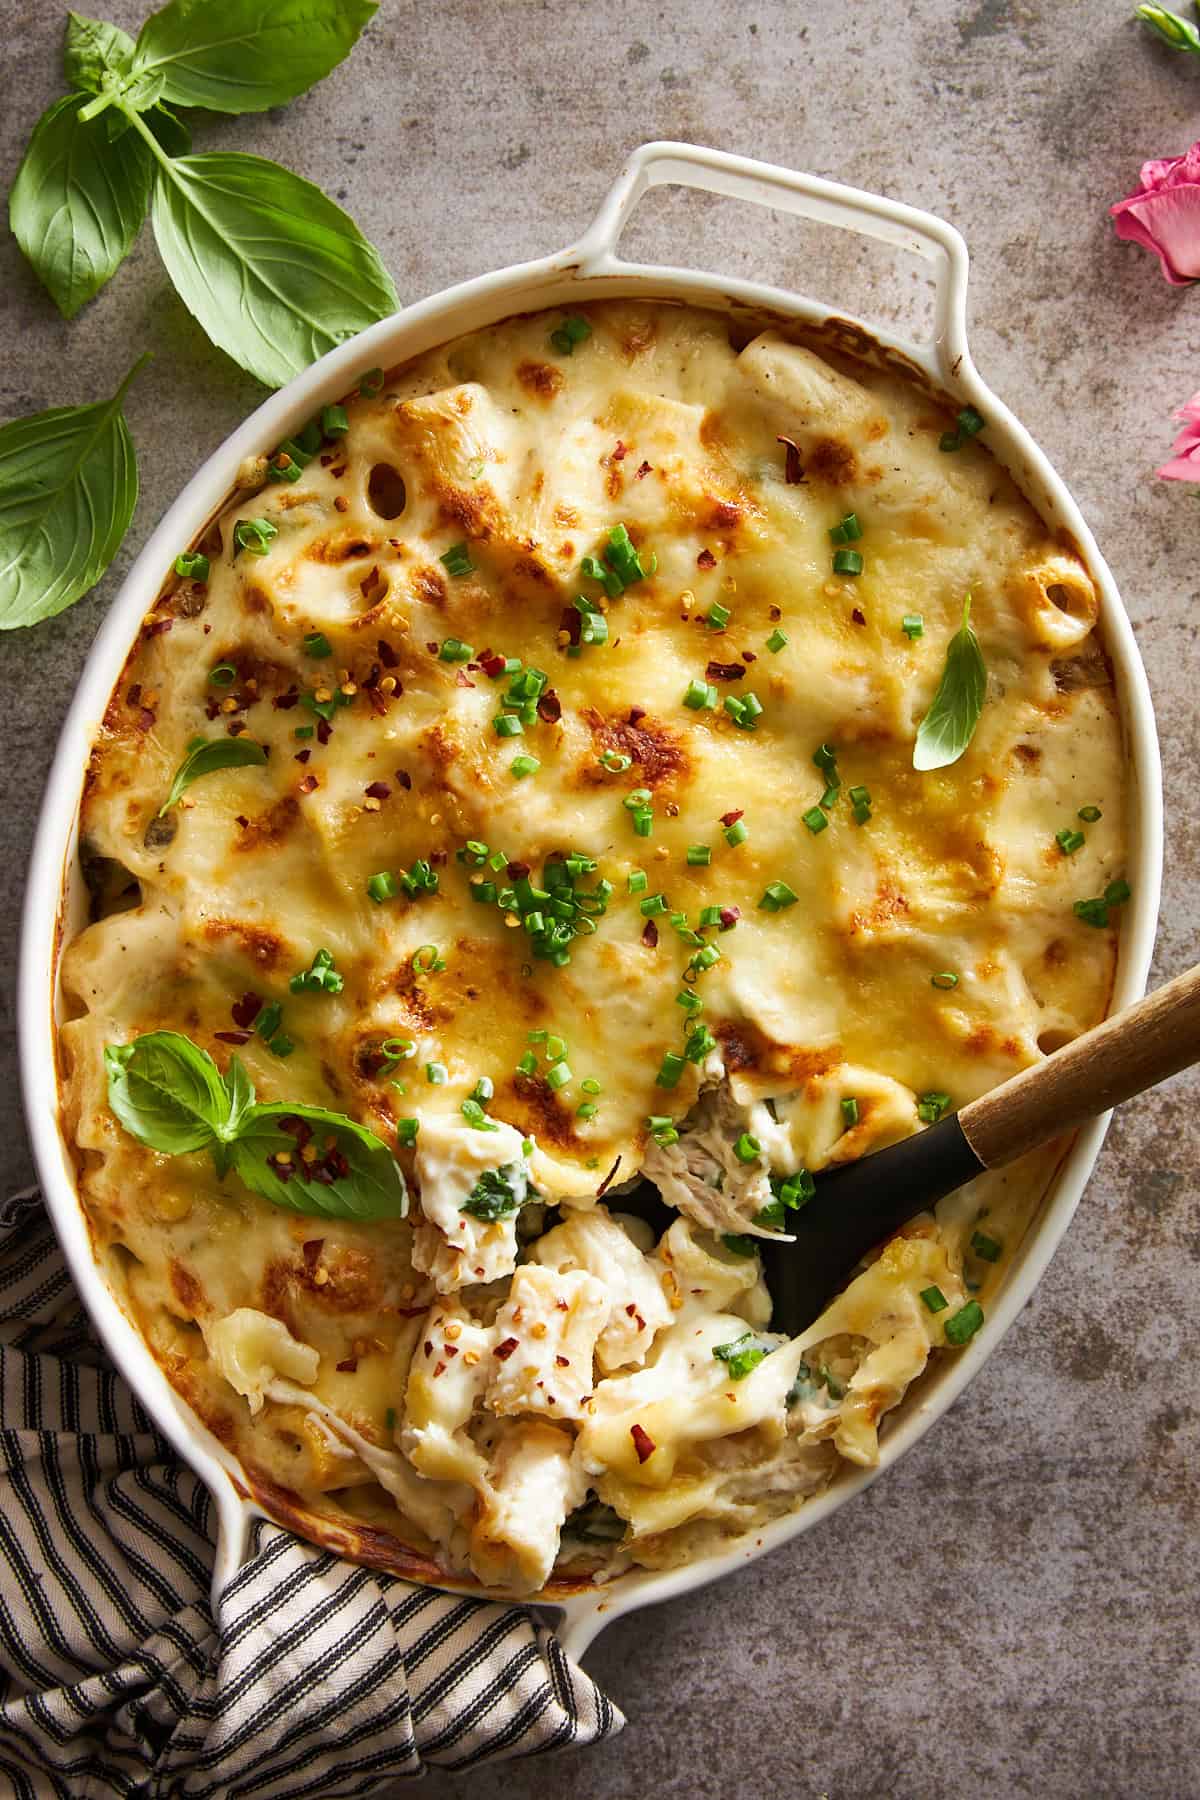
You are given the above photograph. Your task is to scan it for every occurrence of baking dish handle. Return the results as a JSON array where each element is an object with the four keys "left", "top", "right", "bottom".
[{"left": 571, "top": 140, "right": 969, "bottom": 372}]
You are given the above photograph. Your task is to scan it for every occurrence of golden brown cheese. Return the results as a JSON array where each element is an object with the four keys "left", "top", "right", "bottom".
[{"left": 58, "top": 300, "right": 1126, "bottom": 1595}]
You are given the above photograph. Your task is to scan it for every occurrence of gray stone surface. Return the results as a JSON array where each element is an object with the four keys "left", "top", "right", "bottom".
[{"left": 2, "top": 1, "right": 1198, "bottom": 1794}]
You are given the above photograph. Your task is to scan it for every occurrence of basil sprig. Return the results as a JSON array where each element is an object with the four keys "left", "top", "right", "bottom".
[
  {"left": 0, "top": 357, "right": 145, "bottom": 630},
  {"left": 105, "top": 1031, "right": 408, "bottom": 1221},
  {"left": 9, "top": 0, "right": 396, "bottom": 387},
  {"left": 158, "top": 734, "right": 267, "bottom": 814},
  {"left": 912, "top": 594, "right": 987, "bottom": 772}
]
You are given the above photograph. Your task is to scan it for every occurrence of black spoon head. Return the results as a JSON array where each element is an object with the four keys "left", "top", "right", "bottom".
[{"left": 756, "top": 1113, "right": 984, "bottom": 1337}]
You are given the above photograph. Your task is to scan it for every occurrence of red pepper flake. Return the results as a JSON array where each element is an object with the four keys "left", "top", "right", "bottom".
[
  {"left": 429, "top": 849, "right": 448, "bottom": 867},
  {"left": 127, "top": 684, "right": 142, "bottom": 707},
  {"left": 628, "top": 706, "right": 646, "bottom": 726},
  {"left": 336, "top": 1357, "right": 358, "bottom": 1373},
  {"left": 559, "top": 606, "right": 582, "bottom": 647},
  {"left": 696, "top": 547, "right": 716, "bottom": 569},
  {"left": 720, "top": 809, "right": 744, "bottom": 827},
  {"left": 596, "top": 1154, "right": 622, "bottom": 1198},
  {"left": 395, "top": 769, "right": 412, "bottom": 790},
  {"left": 302, "top": 1238, "right": 324, "bottom": 1270},
  {"left": 631, "top": 1424, "right": 656, "bottom": 1464},
  {"left": 454, "top": 669, "right": 476, "bottom": 688},
  {"left": 139, "top": 709, "right": 156, "bottom": 731},
  {"left": 769, "top": 605, "right": 782, "bottom": 621},
  {"left": 299, "top": 774, "right": 318, "bottom": 793},
  {"left": 367, "top": 688, "right": 390, "bottom": 717},
  {"left": 320, "top": 453, "right": 335, "bottom": 467},
  {"left": 227, "top": 720, "right": 246, "bottom": 737},
  {"left": 641, "top": 918, "right": 659, "bottom": 948},
  {"left": 718, "top": 905, "right": 741, "bottom": 931},
  {"left": 742, "top": 650, "right": 757, "bottom": 663},
  {"left": 316, "top": 718, "right": 332, "bottom": 746},
  {"left": 479, "top": 651, "right": 506, "bottom": 679},
  {"left": 777, "top": 435, "right": 804, "bottom": 484},
  {"left": 143, "top": 617, "right": 173, "bottom": 639},
  {"left": 635, "top": 460, "right": 652, "bottom": 480},
  {"left": 377, "top": 639, "right": 399, "bottom": 668},
  {"left": 506, "top": 860, "right": 531, "bottom": 880},
  {"left": 279, "top": 1115, "right": 314, "bottom": 1147},
  {"left": 231, "top": 993, "right": 262, "bottom": 1028},
  {"left": 273, "top": 688, "right": 300, "bottom": 711},
  {"left": 365, "top": 780, "right": 390, "bottom": 800},
  {"left": 235, "top": 815, "right": 249, "bottom": 828},
  {"left": 612, "top": 440, "right": 627, "bottom": 461},
  {"left": 213, "top": 1030, "right": 251, "bottom": 1045},
  {"left": 494, "top": 1337, "right": 519, "bottom": 1361},
  {"left": 362, "top": 664, "right": 380, "bottom": 690},
  {"left": 536, "top": 689, "right": 562, "bottom": 723},
  {"left": 294, "top": 749, "right": 311, "bottom": 764},
  {"left": 426, "top": 641, "right": 439, "bottom": 655},
  {"left": 555, "top": 1354, "right": 570, "bottom": 1368},
  {"left": 851, "top": 607, "right": 866, "bottom": 626},
  {"left": 706, "top": 661, "right": 745, "bottom": 682}
]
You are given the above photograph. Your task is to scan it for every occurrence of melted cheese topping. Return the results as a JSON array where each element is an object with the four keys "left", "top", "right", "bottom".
[{"left": 58, "top": 300, "right": 1125, "bottom": 1595}]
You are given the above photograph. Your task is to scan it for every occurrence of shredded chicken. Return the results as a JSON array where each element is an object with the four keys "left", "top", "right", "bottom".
[{"left": 641, "top": 1081, "right": 789, "bottom": 1241}]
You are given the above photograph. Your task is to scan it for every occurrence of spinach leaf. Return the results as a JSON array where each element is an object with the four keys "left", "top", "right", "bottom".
[
  {"left": 912, "top": 594, "right": 987, "bottom": 772},
  {"left": 159, "top": 734, "right": 268, "bottom": 814},
  {"left": 228, "top": 1103, "right": 408, "bottom": 1220},
  {"left": 0, "top": 357, "right": 143, "bottom": 630},
  {"left": 131, "top": 0, "right": 377, "bottom": 115},
  {"left": 63, "top": 12, "right": 136, "bottom": 93},
  {"left": 148, "top": 149, "right": 398, "bottom": 387},
  {"left": 460, "top": 1164, "right": 529, "bottom": 1221},
  {"left": 105, "top": 1030, "right": 233, "bottom": 1153},
  {"left": 9, "top": 94, "right": 153, "bottom": 318}
]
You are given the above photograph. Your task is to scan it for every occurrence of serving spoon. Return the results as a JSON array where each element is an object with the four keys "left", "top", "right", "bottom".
[{"left": 758, "top": 962, "right": 1200, "bottom": 1336}]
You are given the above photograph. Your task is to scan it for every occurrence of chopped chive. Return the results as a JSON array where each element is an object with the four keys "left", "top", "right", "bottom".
[
  {"left": 366, "top": 870, "right": 399, "bottom": 903},
  {"left": 600, "top": 749, "right": 633, "bottom": 771},
  {"left": 321, "top": 404, "right": 349, "bottom": 437},
  {"left": 640, "top": 893, "right": 669, "bottom": 916},
  {"left": 412, "top": 944, "right": 446, "bottom": 974},
  {"left": 175, "top": 551, "right": 210, "bottom": 581},
  {"left": 683, "top": 677, "right": 718, "bottom": 710},
  {"left": 358, "top": 367, "right": 385, "bottom": 396},
  {"left": 828, "top": 512, "right": 862, "bottom": 544},
  {"left": 832, "top": 548, "right": 864, "bottom": 577},
  {"left": 581, "top": 1077, "right": 602, "bottom": 1095},
  {"left": 705, "top": 601, "right": 731, "bottom": 630},
  {"left": 724, "top": 819, "right": 748, "bottom": 847},
  {"left": 627, "top": 869, "right": 648, "bottom": 895},
  {"left": 917, "top": 1091, "right": 951, "bottom": 1124},
  {"left": 546, "top": 1034, "right": 567, "bottom": 1061},
  {"left": 1056, "top": 828, "right": 1085, "bottom": 855},
  {"left": 766, "top": 627, "right": 788, "bottom": 653},
  {"left": 577, "top": 1101, "right": 599, "bottom": 1120},
  {"left": 440, "top": 542, "right": 474, "bottom": 577},
  {"left": 759, "top": 881, "right": 798, "bottom": 911},
  {"left": 920, "top": 1285, "right": 949, "bottom": 1314},
  {"left": 1078, "top": 805, "right": 1102, "bottom": 823},
  {"left": 931, "top": 971, "right": 959, "bottom": 990},
  {"left": 697, "top": 905, "right": 722, "bottom": 927},
  {"left": 676, "top": 989, "right": 703, "bottom": 1013},
  {"left": 646, "top": 1113, "right": 680, "bottom": 1146},
  {"left": 425, "top": 1062, "right": 447, "bottom": 1084},
  {"left": 684, "top": 1024, "right": 717, "bottom": 1063},
  {"left": 733, "top": 1132, "right": 761, "bottom": 1164},
  {"left": 802, "top": 805, "right": 828, "bottom": 834},
  {"left": 1106, "top": 879, "right": 1131, "bottom": 905},
  {"left": 461, "top": 1098, "right": 499, "bottom": 1131},
  {"left": 550, "top": 315, "right": 592, "bottom": 354},
  {"left": 208, "top": 662, "right": 237, "bottom": 687},
  {"left": 294, "top": 725, "right": 314, "bottom": 740},
  {"left": 686, "top": 844, "right": 712, "bottom": 867},
  {"left": 516, "top": 1050, "right": 537, "bottom": 1076},
  {"left": 546, "top": 1060, "right": 572, "bottom": 1090},
  {"left": 510, "top": 754, "right": 540, "bottom": 779},
  {"left": 493, "top": 713, "right": 523, "bottom": 737},
  {"left": 722, "top": 1234, "right": 757, "bottom": 1257},
  {"left": 233, "top": 517, "right": 278, "bottom": 558},
  {"left": 303, "top": 630, "right": 332, "bottom": 658},
  {"left": 841, "top": 1097, "right": 859, "bottom": 1128},
  {"left": 439, "top": 636, "right": 473, "bottom": 662},
  {"left": 971, "top": 1230, "right": 1002, "bottom": 1263},
  {"left": 902, "top": 613, "right": 924, "bottom": 639},
  {"left": 943, "top": 1299, "right": 985, "bottom": 1344},
  {"left": 631, "top": 808, "right": 653, "bottom": 837},
  {"left": 396, "top": 1117, "right": 419, "bottom": 1146},
  {"left": 656, "top": 1051, "right": 686, "bottom": 1089}
]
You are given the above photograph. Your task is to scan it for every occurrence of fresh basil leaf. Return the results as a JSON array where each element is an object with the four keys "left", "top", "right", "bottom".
[
  {"left": 9, "top": 94, "right": 153, "bottom": 318},
  {"left": 105, "top": 1031, "right": 231, "bottom": 1154},
  {"left": 149, "top": 150, "right": 397, "bottom": 388},
  {"left": 912, "top": 594, "right": 987, "bottom": 772},
  {"left": 159, "top": 735, "right": 268, "bottom": 814},
  {"left": 0, "top": 357, "right": 143, "bottom": 630},
  {"left": 131, "top": 0, "right": 377, "bottom": 115},
  {"left": 222, "top": 1054, "right": 257, "bottom": 1137},
  {"left": 64, "top": 12, "right": 135, "bottom": 93},
  {"left": 228, "top": 1103, "right": 408, "bottom": 1220}
]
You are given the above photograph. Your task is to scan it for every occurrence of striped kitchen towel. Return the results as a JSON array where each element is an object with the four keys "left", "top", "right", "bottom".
[{"left": 0, "top": 1189, "right": 623, "bottom": 1796}]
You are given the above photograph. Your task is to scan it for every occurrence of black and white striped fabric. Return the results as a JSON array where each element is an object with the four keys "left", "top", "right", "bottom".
[{"left": 0, "top": 1189, "right": 623, "bottom": 1795}]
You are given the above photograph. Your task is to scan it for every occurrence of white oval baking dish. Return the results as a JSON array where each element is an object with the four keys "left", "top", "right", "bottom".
[{"left": 19, "top": 142, "right": 1162, "bottom": 1664}]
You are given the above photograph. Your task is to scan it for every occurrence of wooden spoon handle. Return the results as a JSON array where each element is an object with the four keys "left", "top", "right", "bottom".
[{"left": 960, "top": 963, "right": 1200, "bottom": 1170}]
